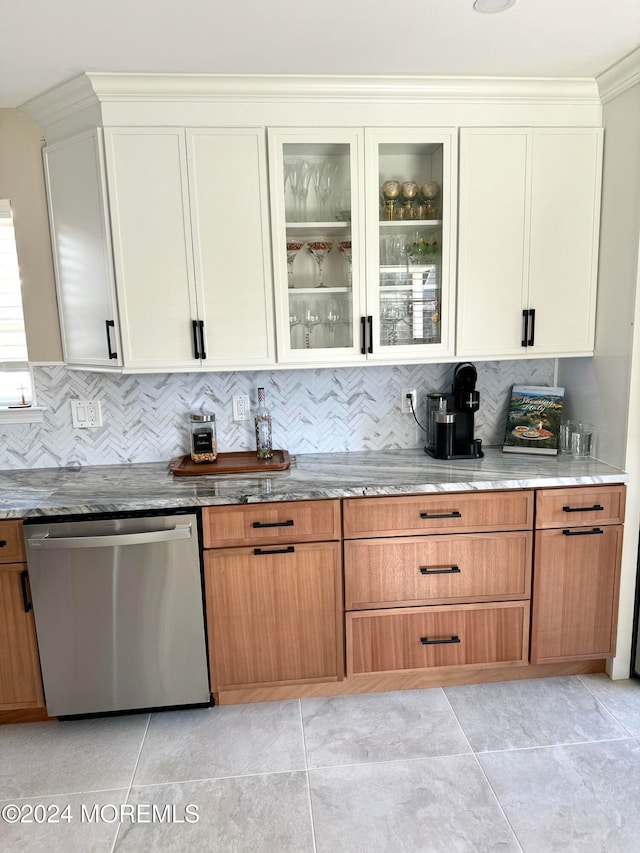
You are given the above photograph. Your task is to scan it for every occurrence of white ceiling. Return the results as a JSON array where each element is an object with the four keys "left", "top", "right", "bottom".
[{"left": 2, "top": 0, "right": 639, "bottom": 108}]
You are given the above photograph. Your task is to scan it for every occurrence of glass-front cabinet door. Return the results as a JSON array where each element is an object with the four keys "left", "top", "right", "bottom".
[
  {"left": 364, "top": 129, "right": 456, "bottom": 360},
  {"left": 268, "top": 129, "right": 365, "bottom": 363}
]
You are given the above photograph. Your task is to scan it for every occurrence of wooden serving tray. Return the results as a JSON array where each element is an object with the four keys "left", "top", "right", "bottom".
[{"left": 171, "top": 450, "right": 290, "bottom": 476}]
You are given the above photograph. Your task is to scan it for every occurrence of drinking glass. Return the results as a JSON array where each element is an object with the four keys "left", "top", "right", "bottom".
[
  {"left": 338, "top": 240, "right": 352, "bottom": 286},
  {"left": 307, "top": 241, "right": 333, "bottom": 288},
  {"left": 559, "top": 419, "right": 577, "bottom": 454},
  {"left": 571, "top": 423, "right": 594, "bottom": 458},
  {"left": 381, "top": 180, "right": 401, "bottom": 221},
  {"left": 323, "top": 298, "right": 342, "bottom": 347},
  {"left": 295, "top": 161, "right": 313, "bottom": 222},
  {"left": 283, "top": 157, "right": 305, "bottom": 220},
  {"left": 318, "top": 160, "right": 339, "bottom": 221},
  {"left": 301, "top": 299, "right": 321, "bottom": 349},
  {"left": 400, "top": 181, "right": 419, "bottom": 220},
  {"left": 286, "top": 241, "right": 304, "bottom": 288}
]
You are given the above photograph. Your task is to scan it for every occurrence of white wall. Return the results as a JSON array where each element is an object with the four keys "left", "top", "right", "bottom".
[{"left": 558, "top": 79, "right": 640, "bottom": 678}]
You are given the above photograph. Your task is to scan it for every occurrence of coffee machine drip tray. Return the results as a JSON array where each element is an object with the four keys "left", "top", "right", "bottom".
[{"left": 425, "top": 440, "right": 484, "bottom": 461}]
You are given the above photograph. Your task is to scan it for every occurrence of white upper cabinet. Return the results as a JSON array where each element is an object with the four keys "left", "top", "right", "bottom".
[
  {"left": 102, "top": 126, "right": 275, "bottom": 372},
  {"left": 457, "top": 127, "right": 603, "bottom": 358},
  {"left": 43, "top": 130, "right": 121, "bottom": 369},
  {"left": 268, "top": 127, "right": 456, "bottom": 365}
]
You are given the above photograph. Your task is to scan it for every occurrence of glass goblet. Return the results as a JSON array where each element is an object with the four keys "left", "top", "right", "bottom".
[
  {"left": 381, "top": 179, "right": 401, "bottom": 221},
  {"left": 338, "top": 240, "right": 352, "bottom": 286},
  {"left": 283, "top": 157, "right": 305, "bottom": 220},
  {"left": 400, "top": 181, "right": 419, "bottom": 220},
  {"left": 285, "top": 241, "right": 304, "bottom": 288},
  {"left": 295, "top": 161, "right": 313, "bottom": 222},
  {"left": 301, "top": 299, "right": 321, "bottom": 349},
  {"left": 323, "top": 298, "right": 342, "bottom": 347},
  {"left": 318, "top": 160, "right": 339, "bottom": 221},
  {"left": 307, "top": 241, "right": 333, "bottom": 288}
]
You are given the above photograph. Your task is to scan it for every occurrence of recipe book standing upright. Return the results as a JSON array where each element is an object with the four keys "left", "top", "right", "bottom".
[{"left": 502, "top": 385, "right": 565, "bottom": 455}]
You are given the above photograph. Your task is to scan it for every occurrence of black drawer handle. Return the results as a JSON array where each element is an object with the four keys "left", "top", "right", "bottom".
[
  {"left": 192, "top": 320, "right": 200, "bottom": 359},
  {"left": 0, "top": 540, "right": 6, "bottom": 548},
  {"left": 562, "top": 504, "right": 604, "bottom": 513},
  {"left": 253, "top": 545, "right": 295, "bottom": 556},
  {"left": 420, "top": 566, "right": 461, "bottom": 575},
  {"left": 562, "top": 528, "right": 604, "bottom": 536},
  {"left": 105, "top": 319, "right": 118, "bottom": 359},
  {"left": 20, "top": 570, "right": 32, "bottom": 613},
  {"left": 421, "top": 635, "right": 461, "bottom": 646},
  {"left": 420, "top": 511, "right": 462, "bottom": 520},
  {"left": 252, "top": 520, "right": 294, "bottom": 529}
]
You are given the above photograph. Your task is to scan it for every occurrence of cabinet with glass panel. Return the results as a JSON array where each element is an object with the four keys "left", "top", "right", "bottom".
[{"left": 268, "top": 127, "right": 455, "bottom": 364}]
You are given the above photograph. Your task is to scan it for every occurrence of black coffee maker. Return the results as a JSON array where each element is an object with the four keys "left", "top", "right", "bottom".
[{"left": 425, "top": 363, "right": 484, "bottom": 460}]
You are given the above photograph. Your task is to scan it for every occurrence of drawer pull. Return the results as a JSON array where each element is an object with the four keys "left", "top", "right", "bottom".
[
  {"left": 562, "top": 528, "right": 604, "bottom": 536},
  {"left": 0, "top": 540, "right": 6, "bottom": 547},
  {"left": 253, "top": 545, "right": 295, "bottom": 556},
  {"left": 562, "top": 504, "right": 604, "bottom": 513},
  {"left": 420, "top": 635, "right": 461, "bottom": 646},
  {"left": 419, "top": 565, "right": 461, "bottom": 575},
  {"left": 20, "top": 570, "right": 32, "bottom": 613},
  {"left": 419, "top": 511, "right": 462, "bottom": 520},
  {"left": 251, "top": 520, "right": 294, "bottom": 529}
]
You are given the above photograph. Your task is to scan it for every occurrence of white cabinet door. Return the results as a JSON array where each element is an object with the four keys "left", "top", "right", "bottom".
[
  {"left": 528, "top": 129, "right": 602, "bottom": 355},
  {"left": 187, "top": 128, "right": 275, "bottom": 368},
  {"left": 43, "top": 130, "right": 121, "bottom": 368},
  {"left": 457, "top": 129, "right": 530, "bottom": 358},
  {"left": 104, "top": 128, "right": 200, "bottom": 371},
  {"left": 457, "top": 127, "right": 602, "bottom": 359}
]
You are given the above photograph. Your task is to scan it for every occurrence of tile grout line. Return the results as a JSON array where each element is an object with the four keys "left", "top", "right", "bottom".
[
  {"left": 298, "top": 699, "right": 318, "bottom": 853},
  {"left": 108, "top": 712, "right": 152, "bottom": 853},
  {"left": 441, "top": 690, "right": 524, "bottom": 853},
  {"left": 576, "top": 674, "right": 639, "bottom": 738},
  {"left": 472, "top": 735, "right": 635, "bottom": 757}
]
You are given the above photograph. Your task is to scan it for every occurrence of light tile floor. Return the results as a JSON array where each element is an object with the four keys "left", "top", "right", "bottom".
[{"left": 1, "top": 674, "right": 639, "bottom": 852}]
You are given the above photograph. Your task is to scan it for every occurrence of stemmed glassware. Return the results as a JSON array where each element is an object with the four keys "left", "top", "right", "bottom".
[
  {"left": 307, "top": 241, "right": 333, "bottom": 288},
  {"left": 286, "top": 241, "right": 305, "bottom": 288},
  {"left": 295, "top": 162, "right": 313, "bottom": 222},
  {"left": 338, "top": 240, "right": 352, "bottom": 286},
  {"left": 289, "top": 299, "right": 301, "bottom": 346},
  {"left": 323, "top": 298, "right": 342, "bottom": 347},
  {"left": 301, "top": 299, "right": 321, "bottom": 348},
  {"left": 381, "top": 180, "right": 401, "bottom": 221},
  {"left": 283, "top": 158, "right": 306, "bottom": 221}
]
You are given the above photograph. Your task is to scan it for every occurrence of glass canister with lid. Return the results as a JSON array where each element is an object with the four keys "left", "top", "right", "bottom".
[{"left": 189, "top": 413, "right": 217, "bottom": 463}]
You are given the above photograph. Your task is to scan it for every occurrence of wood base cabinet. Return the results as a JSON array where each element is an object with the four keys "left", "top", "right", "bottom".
[
  {"left": 0, "top": 523, "right": 44, "bottom": 711},
  {"left": 203, "top": 501, "right": 343, "bottom": 693},
  {"left": 530, "top": 486, "right": 625, "bottom": 664}
]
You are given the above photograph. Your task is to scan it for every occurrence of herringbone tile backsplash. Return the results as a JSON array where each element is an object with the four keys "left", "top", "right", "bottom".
[{"left": 1, "top": 361, "right": 555, "bottom": 469}]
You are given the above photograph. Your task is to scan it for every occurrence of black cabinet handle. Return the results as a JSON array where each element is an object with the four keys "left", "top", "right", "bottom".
[
  {"left": 367, "top": 316, "right": 373, "bottom": 353},
  {"left": 521, "top": 309, "right": 529, "bottom": 347},
  {"left": 252, "top": 520, "right": 294, "bottom": 529},
  {"left": 199, "top": 320, "right": 207, "bottom": 360},
  {"left": 528, "top": 308, "right": 536, "bottom": 346},
  {"left": 20, "top": 570, "right": 32, "bottom": 613},
  {"left": 420, "top": 511, "right": 462, "bottom": 520},
  {"left": 419, "top": 565, "right": 461, "bottom": 575},
  {"left": 360, "top": 316, "right": 366, "bottom": 354},
  {"left": 0, "top": 540, "right": 6, "bottom": 548},
  {"left": 562, "top": 528, "right": 604, "bottom": 536},
  {"left": 192, "top": 320, "right": 200, "bottom": 359},
  {"left": 253, "top": 545, "right": 295, "bottom": 556},
  {"left": 105, "top": 320, "right": 118, "bottom": 360},
  {"left": 420, "top": 635, "right": 460, "bottom": 646},
  {"left": 562, "top": 504, "right": 604, "bottom": 513}
]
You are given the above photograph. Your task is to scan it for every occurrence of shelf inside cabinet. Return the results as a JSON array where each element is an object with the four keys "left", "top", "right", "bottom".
[
  {"left": 288, "top": 287, "right": 350, "bottom": 294},
  {"left": 379, "top": 220, "right": 442, "bottom": 230},
  {"left": 286, "top": 222, "right": 351, "bottom": 237}
]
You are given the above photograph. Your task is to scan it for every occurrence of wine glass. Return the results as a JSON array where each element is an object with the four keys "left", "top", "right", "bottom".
[
  {"left": 338, "top": 240, "right": 352, "bottom": 286},
  {"left": 381, "top": 179, "right": 401, "bottom": 221},
  {"left": 283, "top": 158, "right": 305, "bottom": 220},
  {"left": 286, "top": 241, "right": 304, "bottom": 288},
  {"left": 289, "top": 298, "right": 301, "bottom": 347},
  {"left": 307, "top": 241, "right": 333, "bottom": 288},
  {"left": 323, "top": 298, "right": 342, "bottom": 347},
  {"left": 317, "top": 160, "right": 339, "bottom": 221},
  {"left": 295, "top": 161, "right": 313, "bottom": 222},
  {"left": 301, "top": 299, "right": 321, "bottom": 348},
  {"left": 400, "top": 181, "right": 419, "bottom": 220}
]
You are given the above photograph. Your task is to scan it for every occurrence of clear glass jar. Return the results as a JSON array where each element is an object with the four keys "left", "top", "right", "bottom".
[{"left": 189, "top": 413, "right": 217, "bottom": 463}]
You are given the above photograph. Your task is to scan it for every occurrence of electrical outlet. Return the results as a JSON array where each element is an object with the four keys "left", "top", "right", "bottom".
[
  {"left": 401, "top": 388, "right": 417, "bottom": 414},
  {"left": 71, "top": 399, "right": 103, "bottom": 429},
  {"left": 232, "top": 394, "right": 251, "bottom": 422}
]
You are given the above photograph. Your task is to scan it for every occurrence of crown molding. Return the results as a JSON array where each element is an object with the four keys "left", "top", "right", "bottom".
[
  {"left": 20, "top": 74, "right": 100, "bottom": 127},
  {"left": 20, "top": 72, "right": 602, "bottom": 126},
  {"left": 597, "top": 46, "right": 640, "bottom": 103}
]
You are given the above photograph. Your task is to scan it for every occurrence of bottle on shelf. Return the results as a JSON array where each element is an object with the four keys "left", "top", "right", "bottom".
[{"left": 254, "top": 387, "right": 273, "bottom": 460}]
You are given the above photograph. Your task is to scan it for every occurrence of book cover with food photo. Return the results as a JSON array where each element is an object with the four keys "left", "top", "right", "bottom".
[{"left": 502, "top": 385, "right": 565, "bottom": 455}]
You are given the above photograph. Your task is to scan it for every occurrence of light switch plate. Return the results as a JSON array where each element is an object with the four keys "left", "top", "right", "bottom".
[{"left": 71, "top": 399, "right": 103, "bottom": 429}]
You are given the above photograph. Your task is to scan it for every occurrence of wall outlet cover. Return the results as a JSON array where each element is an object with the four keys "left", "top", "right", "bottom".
[{"left": 71, "top": 399, "right": 102, "bottom": 429}]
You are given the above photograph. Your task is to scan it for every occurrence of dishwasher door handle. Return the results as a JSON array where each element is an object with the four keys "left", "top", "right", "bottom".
[{"left": 26, "top": 524, "right": 192, "bottom": 550}]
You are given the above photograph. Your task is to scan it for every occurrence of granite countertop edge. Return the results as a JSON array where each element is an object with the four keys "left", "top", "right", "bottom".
[{"left": 0, "top": 448, "right": 628, "bottom": 520}]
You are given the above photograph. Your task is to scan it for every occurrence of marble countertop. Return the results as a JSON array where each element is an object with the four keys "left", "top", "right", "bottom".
[{"left": 0, "top": 448, "right": 628, "bottom": 519}]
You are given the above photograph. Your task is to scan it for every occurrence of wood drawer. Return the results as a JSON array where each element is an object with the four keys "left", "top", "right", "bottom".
[
  {"left": 347, "top": 602, "right": 529, "bottom": 676},
  {"left": 344, "top": 532, "right": 532, "bottom": 609},
  {"left": 202, "top": 499, "right": 341, "bottom": 548},
  {"left": 535, "top": 485, "right": 626, "bottom": 528},
  {"left": 343, "top": 490, "right": 533, "bottom": 538},
  {"left": 0, "top": 521, "right": 26, "bottom": 564}
]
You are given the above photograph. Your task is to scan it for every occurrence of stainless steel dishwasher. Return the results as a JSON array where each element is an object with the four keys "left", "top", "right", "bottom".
[{"left": 24, "top": 510, "right": 211, "bottom": 718}]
